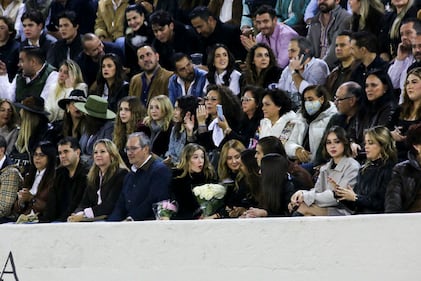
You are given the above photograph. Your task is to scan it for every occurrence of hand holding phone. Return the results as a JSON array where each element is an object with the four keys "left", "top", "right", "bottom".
[
  {"left": 216, "top": 104, "right": 224, "bottom": 121},
  {"left": 300, "top": 52, "right": 309, "bottom": 65}
]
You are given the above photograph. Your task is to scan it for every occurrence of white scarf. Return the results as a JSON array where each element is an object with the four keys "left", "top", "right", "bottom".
[{"left": 208, "top": 118, "right": 224, "bottom": 147}]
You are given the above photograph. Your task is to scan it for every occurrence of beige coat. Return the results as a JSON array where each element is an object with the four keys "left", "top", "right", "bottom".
[
  {"left": 129, "top": 66, "right": 173, "bottom": 105},
  {"left": 95, "top": 0, "right": 129, "bottom": 42}
]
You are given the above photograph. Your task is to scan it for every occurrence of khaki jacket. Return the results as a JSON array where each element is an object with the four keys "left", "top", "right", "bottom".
[
  {"left": 129, "top": 66, "right": 173, "bottom": 105},
  {"left": 95, "top": 0, "right": 129, "bottom": 41}
]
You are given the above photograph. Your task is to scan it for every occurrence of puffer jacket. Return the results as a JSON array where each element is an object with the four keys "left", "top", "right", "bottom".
[{"left": 385, "top": 152, "right": 421, "bottom": 213}]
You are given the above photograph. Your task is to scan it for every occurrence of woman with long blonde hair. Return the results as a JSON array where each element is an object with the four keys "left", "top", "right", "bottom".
[
  {"left": 68, "top": 139, "right": 129, "bottom": 222},
  {"left": 171, "top": 143, "right": 216, "bottom": 219},
  {"left": 45, "top": 59, "right": 87, "bottom": 122},
  {"left": 218, "top": 139, "right": 257, "bottom": 218},
  {"left": 349, "top": 0, "right": 384, "bottom": 35},
  {"left": 0, "top": 99, "right": 19, "bottom": 154},
  {"left": 139, "top": 95, "right": 173, "bottom": 158},
  {"left": 333, "top": 126, "right": 397, "bottom": 214},
  {"left": 12, "top": 97, "right": 54, "bottom": 173}
]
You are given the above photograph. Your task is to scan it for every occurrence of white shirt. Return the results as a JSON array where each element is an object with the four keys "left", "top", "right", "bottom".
[
  {"left": 131, "top": 155, "right": 152, "bottom": 172},
  {"left": 203, "top": 70, "right": 241, "bottom": 96},
  {"left": 0, "top": 155, "right": 6, "bottom": 169},
  {"left": 219, "top": 0, "right": 233, "bottom": 23},
  {"left": 30, "top": 169, "right": 46, "bottom": 196},
  {"left": 0, "top": 64, "right": 58, "bottom": 102}
]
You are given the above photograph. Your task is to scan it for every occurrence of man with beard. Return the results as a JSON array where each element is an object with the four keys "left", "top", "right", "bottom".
[
  {"left": 306, "top": 0, "right": 351, "bottom": 69},
  {"left": 404, "top": 22, "right": 421, "bottom": 74},
  {"left": 129, "top": 44, "right": 173, "bottom": 106},
  {"left": 241, "top": 5, "right": 297, "bottom": 68},
  {"left": 168, "top": 53, "right": 207, "bottom": 104}
]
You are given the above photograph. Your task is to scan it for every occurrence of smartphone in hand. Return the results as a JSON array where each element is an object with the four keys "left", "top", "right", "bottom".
[{"left": 216, "top": 104, "right": 224, "bottom": 121}]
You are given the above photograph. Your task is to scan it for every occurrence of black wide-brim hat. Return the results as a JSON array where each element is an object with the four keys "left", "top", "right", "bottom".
[
  {"left": 58, "top": 89, "right": 87, "bottom": 110},
  {"left": 14, "top": 96, "right": 50, "bottom": 116}
]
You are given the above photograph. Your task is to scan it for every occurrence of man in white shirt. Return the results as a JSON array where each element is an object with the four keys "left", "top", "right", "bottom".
[{"left": 0, "top": 46, "right": 57, "bottom": 102}]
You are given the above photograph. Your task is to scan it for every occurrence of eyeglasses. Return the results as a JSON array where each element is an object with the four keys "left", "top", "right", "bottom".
[
  {"left": 241, "top": 97, "right": 254, "bottom": 102},
  {"left": 334, "top": 96, "right": 353, "bottom": 102},
  {"left": 124, "top": 146, "right": 142, "bottom": 153},
  {"left": 204, "top": 96, "right": 218, "bottom": 102}
]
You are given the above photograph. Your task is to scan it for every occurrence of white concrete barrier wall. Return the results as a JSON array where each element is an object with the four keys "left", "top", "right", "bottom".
[{"left": 0, "top": 214, "right": 420, "bottom": 280}]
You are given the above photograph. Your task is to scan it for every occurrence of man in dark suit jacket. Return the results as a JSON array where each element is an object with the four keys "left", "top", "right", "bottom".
[
  {"left": 189, "top": 6, "right": 247, "bottom": 64},
  {"left": 150, "top": 10, "right": 202, "bottom": 71},
  {"left": 76, "top": 33, "right": 124, "bottom": 88},
  {"left": 108, "top": 132, "right": 171, "bottom": 221},
  {"left": 42, "top": 137, "right": 88, "bottom": 222},
  {"left": 47, "top": 11, "right": 83, "bottom": 68}
]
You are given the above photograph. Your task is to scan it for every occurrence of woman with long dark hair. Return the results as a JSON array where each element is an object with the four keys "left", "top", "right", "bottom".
[
  {"left": 242, "top": 153, "right": 295, "bottom": 217},
  {"left": 195, "top": 85, "right": 241, "bottom": 163},
  {"left": 205, "top": 43, "right": 241, "bottom": 95},
  {"left": 351, "top": 69, "right": 397, "bottom": 157},
  {"left": 90, "top": 53, "right": 129, "bottom": 113},
  {"left": 57, "top": 89, "right": 87, "bottom": 141},
  {"left": 14, "top": 141, "right": 57, "bottom": 218},
  {"left": 290, "top": 126, "right": 360, "bottom": 216},
  {"left": 295, "top": 85, "right": 337, "bottom": 165},
  {"left": 113, "top": 96, "right": 146, "bottom": 165},
  {"left": 233, "top": 85, "right": 264, "bottom": 147},
  {"left": 241, "top": 43, "right": 283, "bottom": 90},
  {"left": 124, "top": 4, "right": 154, "bottom": 78},
  {"left": 389, "top": 67, "right": 421, "bottom": 161}
]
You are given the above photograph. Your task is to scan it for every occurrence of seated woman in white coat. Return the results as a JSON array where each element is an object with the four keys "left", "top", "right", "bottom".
[
  {"left": 292, "top": 85, "right": 337, "bottom": 166},
  {"left": 258, "top": 88, "right": 305, "bottom": 159},
  {"left": 289, "top": 126, "right": 360, "bottom": 216}
]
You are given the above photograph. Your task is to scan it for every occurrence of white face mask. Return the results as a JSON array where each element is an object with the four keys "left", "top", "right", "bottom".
[{"left": 304, "top": 100, "right": 322, "bottom": 116}]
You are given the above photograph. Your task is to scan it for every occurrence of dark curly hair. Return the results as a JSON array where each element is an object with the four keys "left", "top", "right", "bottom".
[{"left": 263, "top": 88, "right": 292, "bottom": 117}]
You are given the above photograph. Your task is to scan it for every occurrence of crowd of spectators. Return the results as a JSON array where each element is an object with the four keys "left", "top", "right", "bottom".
[{"left": 0, "top": 0, "right": 420, "bottom": 223}]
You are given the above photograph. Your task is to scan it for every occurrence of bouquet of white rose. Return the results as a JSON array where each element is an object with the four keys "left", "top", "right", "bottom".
[
  {"left": 192, "top": 184, "right": 226, "bottom": 217},
  {"left": 152, "top": 200, "right": 178, "bottom": 220}
]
